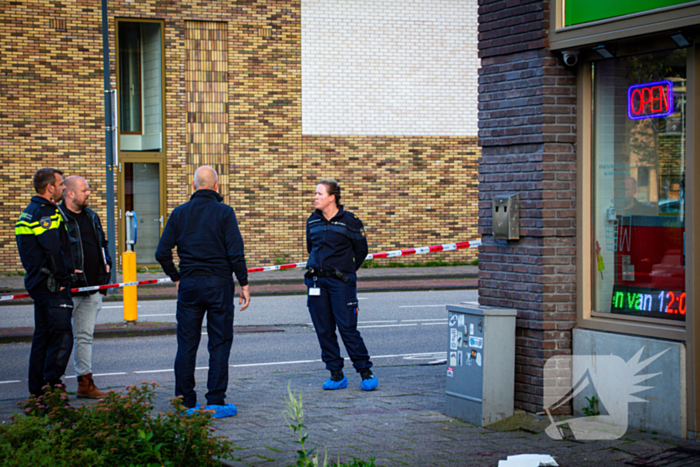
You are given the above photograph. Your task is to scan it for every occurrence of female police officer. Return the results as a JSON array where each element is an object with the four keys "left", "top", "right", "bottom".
[{"left": 305, "top": 179, "right": 378, "bottom": 391}]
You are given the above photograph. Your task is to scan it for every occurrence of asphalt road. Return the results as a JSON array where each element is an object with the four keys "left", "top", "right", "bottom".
[
  {"left": 0, "top": 289, "right": 478, "bottom": 328},
  {"left": 0, "top": 289, "right": 477, "bottom": 402}
]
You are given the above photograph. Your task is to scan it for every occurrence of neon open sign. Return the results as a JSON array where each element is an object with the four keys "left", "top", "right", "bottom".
[{"left": 628, "top": 80, "right": 673, "bottom": 120}]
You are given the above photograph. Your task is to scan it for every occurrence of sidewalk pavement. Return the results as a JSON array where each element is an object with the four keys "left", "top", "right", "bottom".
[
  {"left": 0, "top": 266, "right": 478, "bottom": 343},
  {"left": 2, "top": 363, "right": 697, "bottom": 466},
  {"left": 0, "top": 265, "right": 479, "bottom": 301}
]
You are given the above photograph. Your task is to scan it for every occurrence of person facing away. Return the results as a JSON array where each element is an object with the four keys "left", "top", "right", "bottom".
[
  {"left": 155, "top": 165, "right": 250, "bottom": 419},
  {"left": 304, "top": 179, "right": 378, "bottom": 391},
  {"left": 58, "top": 175, "right": 112, "bottom": 399},
  {"left": 15, "top": 168, "right": 75, "bottom": 398}
]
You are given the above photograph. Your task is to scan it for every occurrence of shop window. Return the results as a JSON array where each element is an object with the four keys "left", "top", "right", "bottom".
[
  {"left": 593, "top": 49, "right": 686, "bottom": 321},
  {"left": 117, "top": 21, "right": 163, "bottom": 152}
]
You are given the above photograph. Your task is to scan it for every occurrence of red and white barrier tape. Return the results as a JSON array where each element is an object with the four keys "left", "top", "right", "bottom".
[{"left": 1, "top": 239, "right": 481, "bottom": 302}]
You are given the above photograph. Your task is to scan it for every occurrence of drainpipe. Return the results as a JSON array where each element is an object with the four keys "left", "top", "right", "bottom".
[{"left": 101, "top": 0, "right": 117, "bottom": 284}]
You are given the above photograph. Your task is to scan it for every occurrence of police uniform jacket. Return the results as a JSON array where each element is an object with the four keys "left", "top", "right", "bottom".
[
  {"left": 155, "top": 189, "right": 248, "bottom": 286},
  {"left": 58, "top": 202, "right": 112, "bottom": 289},
  {"left": 15, "top": 195, "right": 75, "bottom": 292},
  {"left": 306, "top": 207, "right": 368, "bottom": 275}
]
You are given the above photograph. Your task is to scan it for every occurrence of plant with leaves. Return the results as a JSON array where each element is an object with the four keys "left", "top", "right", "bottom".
[
  {"left": 0, "top": 382, "right": 235, "bottom": 467},
  {"left": 281, "top": 383, "right": 377, "bottom": 467},
  {"left": 282, "top": 383, "right": 328, "bottom": 467}
]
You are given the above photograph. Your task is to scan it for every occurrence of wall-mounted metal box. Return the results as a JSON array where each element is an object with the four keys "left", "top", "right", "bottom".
[{"left": 492, "top": 193, "right": 519, "bottom": 240}]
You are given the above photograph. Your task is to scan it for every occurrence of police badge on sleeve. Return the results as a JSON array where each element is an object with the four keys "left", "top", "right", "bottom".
[{"left": 40, "top": 217, "right": 52, "bottom": 229}]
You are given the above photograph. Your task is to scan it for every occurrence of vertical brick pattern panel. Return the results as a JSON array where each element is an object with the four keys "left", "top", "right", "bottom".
[
  {"left": 478, "top": 0, "right": 577, "bottom": 413},
  {"left": 185, "top": 21, "right": 229, "bottom": 204}
]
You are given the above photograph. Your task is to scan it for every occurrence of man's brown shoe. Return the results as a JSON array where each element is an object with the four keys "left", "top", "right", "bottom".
[{"left": 77, "top": 373, "right": 106, "bottom": 399}]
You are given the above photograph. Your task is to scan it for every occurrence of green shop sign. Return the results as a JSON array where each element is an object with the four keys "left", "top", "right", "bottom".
[{"left": 565, "top": 0, "right": 694, "bottom": 26}]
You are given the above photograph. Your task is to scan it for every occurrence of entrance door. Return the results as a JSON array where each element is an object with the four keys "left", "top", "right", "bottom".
[
  {"left": 118, "top": 158, "right": 166, "bottom": 266},
  {"left": 115, "top": 19, "right": 166, "bottom": 267}
]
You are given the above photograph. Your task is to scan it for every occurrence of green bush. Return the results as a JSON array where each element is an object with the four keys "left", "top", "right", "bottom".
[{"left": 0, "top": 383, "right": 234, "bottom": 467}]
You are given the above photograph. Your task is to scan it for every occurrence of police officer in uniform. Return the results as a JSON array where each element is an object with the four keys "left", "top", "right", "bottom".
[
  {"left": 305, "top": 179, "right": 378, "bottom": 391},
  {"left": 15, "top": 168, "right": 75, "bottom": 397}
]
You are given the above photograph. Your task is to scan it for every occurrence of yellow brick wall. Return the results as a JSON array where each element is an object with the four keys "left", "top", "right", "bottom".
[{"left": 0, "top": 0, "right": 478, "bottom": 277}]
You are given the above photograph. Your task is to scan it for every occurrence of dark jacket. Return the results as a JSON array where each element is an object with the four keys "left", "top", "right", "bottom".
[
  {"left": 15, "top": 195, "right": 75, "bottom": 292},
  {"left": 306, "top": 208, "right": 368, "bottom": 275},
  {"left": 155, "top": 189, "right": 248, "bottom": 286},
  {"left": 58, "top": 203, "right": 112, "bottom": 290}
]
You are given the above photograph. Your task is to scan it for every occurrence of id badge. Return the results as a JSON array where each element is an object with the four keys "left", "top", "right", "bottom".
[{"left": 309, "top": 287, "right": 321, "bottom": 296}]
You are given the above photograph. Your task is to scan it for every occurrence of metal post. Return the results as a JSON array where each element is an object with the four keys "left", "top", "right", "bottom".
[{"left": 101, "top": 0, "right": 117, "bottom": 284}]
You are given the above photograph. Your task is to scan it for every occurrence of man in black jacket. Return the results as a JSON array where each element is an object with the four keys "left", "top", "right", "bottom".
[
  {"left": 15, "top": 168, "right": 75, "bottom": 397},
  {"left": 156, "top": 166, "right": 250, "bottom": 418},
  {"left": 59, "top": 176, "right": 112, "bottom": 399}
]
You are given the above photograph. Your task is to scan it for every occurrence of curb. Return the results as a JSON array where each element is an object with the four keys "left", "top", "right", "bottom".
[
  {"left": 0, "top": 324, "right": 285, "bottom": 344},
  {"left": 0, "top": 279, "right": 478, "bottom": 306}
]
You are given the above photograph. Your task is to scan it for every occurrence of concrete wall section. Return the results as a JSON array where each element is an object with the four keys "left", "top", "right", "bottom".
[{"left": 573, "top": 328, "right": 685, "bottom": 438}]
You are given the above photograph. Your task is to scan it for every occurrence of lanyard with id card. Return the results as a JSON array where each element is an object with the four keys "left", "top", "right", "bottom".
[{"left": 309, "top": 277, "right": 321, "bottom": 296}]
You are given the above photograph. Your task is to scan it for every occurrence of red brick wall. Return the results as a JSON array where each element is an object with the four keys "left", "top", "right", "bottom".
[{"left": 477, "top": 0, "right": 577, "bottom": 413}]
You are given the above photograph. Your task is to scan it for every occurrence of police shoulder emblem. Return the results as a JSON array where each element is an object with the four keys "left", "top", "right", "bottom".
[{"left": 40, "top": 217, "right": 52, "bottom": 229}]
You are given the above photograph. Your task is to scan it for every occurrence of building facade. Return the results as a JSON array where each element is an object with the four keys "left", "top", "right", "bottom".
[
  {"left": 479, "top": 0, "right": 700, "bottom": 438},
  {"left": 0, "top": 0, "right": 480, "bottom": 274}
]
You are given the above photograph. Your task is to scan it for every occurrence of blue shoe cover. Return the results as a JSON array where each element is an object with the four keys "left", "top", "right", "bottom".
[
  {"left": 361, "top": 375, "right": 379, "bottom": 391},
  {"left": 184, "top": 402, "right": 201, "bottom": 415},
  {"left": 323, "top": 375, "right": 348, "bottom": 390},
  {"left": 205, "top": 403, "right": 238, "bottom": 419}
]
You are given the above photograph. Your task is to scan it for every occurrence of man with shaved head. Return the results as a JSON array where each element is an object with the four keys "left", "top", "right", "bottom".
[
  {"left": 59, "top": 175, "right": 112, "bottom": 398},
  {"left": 156, "top": 166, "right": 250, "bottom": 419}
]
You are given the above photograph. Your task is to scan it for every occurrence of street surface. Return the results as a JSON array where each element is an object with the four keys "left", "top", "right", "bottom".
[{"left": 0, "top": 289, "right": 477, "bottom": 403}]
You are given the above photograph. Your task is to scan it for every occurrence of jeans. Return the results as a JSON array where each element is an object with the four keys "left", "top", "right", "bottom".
[
  {"left": 72, "top": 292, "right": 102, "bottom": 377},
  {"left": 305, "top": 274, "right": 372, "bottom": 373},
  {"left": 28, "top": 287, "right": 74, "bottom": 396},
  {"left": 175, "top": 275, "right": 235, "bottom": 408}
]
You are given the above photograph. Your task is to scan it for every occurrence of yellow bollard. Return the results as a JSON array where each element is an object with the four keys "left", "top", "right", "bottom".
[{"left": 122, "top": 250, "right": 138, "bottom": 322}]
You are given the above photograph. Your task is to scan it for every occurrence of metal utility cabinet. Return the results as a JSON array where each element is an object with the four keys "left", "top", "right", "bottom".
[{"left": 445, "top": 305, "right": 517, "bottom": 426}]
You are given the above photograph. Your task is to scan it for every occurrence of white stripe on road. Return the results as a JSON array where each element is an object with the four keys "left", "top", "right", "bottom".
[
  {"left": 140, "top": 314, "right": 176, "bottom": 317},
  {"left": 358, "top": 323, "right": 418, "bottom": 329},
  {"left": 102, "top": 305, "right": 142, "bottom": 309},
  {"left": 0, "top": 351, "right": 444, "bottom": 384},
  {"left": 402, "top": 318, "right": 445, "bottom": 322},
  {"left": 397, "top": 304, "right": 449, "bottom": 308}
]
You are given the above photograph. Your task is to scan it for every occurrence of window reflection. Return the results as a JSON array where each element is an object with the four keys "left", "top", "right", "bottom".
[{"left": 593, "top": 49, "right": 686, "bottom": 320}]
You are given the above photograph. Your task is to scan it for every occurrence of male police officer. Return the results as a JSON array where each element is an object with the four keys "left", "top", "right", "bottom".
[
  {"left": 59, "top": 176, "right": 112, "bottom": 398},
  {"left": 156, "top": 166, "right": 250, "bottom": 418},
  {"left": 15, "top": 168, "right": 75, "bottom": 397}
]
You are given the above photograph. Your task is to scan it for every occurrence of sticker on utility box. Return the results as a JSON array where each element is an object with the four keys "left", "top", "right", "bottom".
[
  {"left": 468, "top": 336, "right": 483, "bottom": 349},
  {"left": 447, "top": 367, "right": 454, "bottom": 377},
  {"left": 450, "top": 352, "right": 457, "bottom": 366},
  {"left": 450, "top": 328, "right": 459, "bottom": 350}
]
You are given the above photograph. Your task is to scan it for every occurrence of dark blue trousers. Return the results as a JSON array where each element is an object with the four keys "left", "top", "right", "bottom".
[
  {"left": 175, "top": 275, "right": 234, "bottom": 408},
  {"left": 28, "top": 287, "right": 74, "bottom": 396},
  {"left": 305, "top": 274, "right": 372, "bottom": 373}
]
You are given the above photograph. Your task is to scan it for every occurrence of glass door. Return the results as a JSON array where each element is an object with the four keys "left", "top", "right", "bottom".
[{"left": 118, "top": 158, "right": 166, "bottom": 266}]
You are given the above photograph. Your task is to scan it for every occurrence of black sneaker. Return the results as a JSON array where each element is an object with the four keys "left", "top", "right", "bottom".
[{"left": 330, "top": 370, "right": 345, "bottom": 382}]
